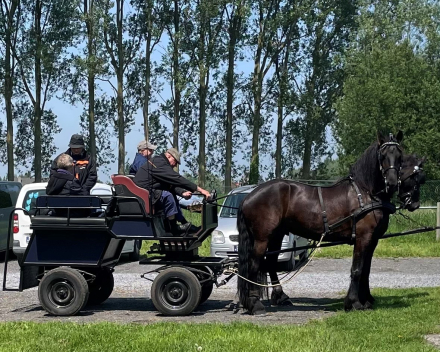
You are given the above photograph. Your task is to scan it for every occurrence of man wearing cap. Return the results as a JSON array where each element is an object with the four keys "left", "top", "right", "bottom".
[
  {"left": 51, "top": 134, "right": 97, "bottom": 195},
  {"left": 129, "top": 140, "right": 157, "bottom": 175},
  {"left": 134, "top": 147, "right": 211, "bottom": 236}
]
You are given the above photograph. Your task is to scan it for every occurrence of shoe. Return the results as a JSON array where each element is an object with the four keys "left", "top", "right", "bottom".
[{"left": 178, "top": 222, "right": 191, "bottom": 234}]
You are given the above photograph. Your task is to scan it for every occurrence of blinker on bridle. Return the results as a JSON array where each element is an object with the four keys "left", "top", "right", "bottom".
[
  {"left": 399, "top": 165, "right": 422, "bottom": 208},
  {"left": 377, "top": 133, "right": 403, "bottom": 193}
]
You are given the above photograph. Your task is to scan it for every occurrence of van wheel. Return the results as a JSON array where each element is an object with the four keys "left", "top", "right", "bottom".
[
  {"left": 87, "top": 268, "right": 114, "bottom": 305},
  {"left": 38, "top": 267, "right": 89, "bottom": 316},
  {"left": 128, "top": 240, "right": 141, "bottom": 261}
]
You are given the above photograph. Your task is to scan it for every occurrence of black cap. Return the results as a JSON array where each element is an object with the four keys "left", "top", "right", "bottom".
[{"left": 69, "top": 134, "right": 85, "bottom": 148}]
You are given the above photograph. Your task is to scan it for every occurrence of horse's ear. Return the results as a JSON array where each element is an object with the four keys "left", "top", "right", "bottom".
[
  {"left": 377, "top": 130, "right": 385, "bottom": 145},
  {"left": 419, "top": 156, "right": 426, "bottom": 166},
  {"left": 396, "top": 130, "right": 403, "bottom": 143}
]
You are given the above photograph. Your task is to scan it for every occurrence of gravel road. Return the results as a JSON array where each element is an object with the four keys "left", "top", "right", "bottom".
[{"left": 1, "top": 257, "right": 439, "bottom": 325}]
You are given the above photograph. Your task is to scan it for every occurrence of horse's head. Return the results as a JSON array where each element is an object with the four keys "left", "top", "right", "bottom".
[
  {"left": 377, "top": 130, "right": 404, "bottom": 194},
  {"left": 398, "top": 154, "right": 426, "bottom": 211}
]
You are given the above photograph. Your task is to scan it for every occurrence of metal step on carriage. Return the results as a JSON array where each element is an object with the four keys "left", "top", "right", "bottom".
[{"left": 2, "top": 175, "right": 236, "bottom": 316}]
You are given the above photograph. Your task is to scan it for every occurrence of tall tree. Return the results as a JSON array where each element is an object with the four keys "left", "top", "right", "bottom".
[
  {"left": 285, "top": 0, "right": 357, "bottom": 179},
  {"left": 0, "top": 0, "right": 20, "bottom": 180},
  {"left": 14, "top": 0, "right": 79, "bottom": 181},
  {"left": 224, "top": 0, "right": 248, "bottom": 192},
  {"left": 247, "top": 0, "right": 282, "bottom": 184},
  {"left": 102, "top": 0, "right": 140, "bottom": 174},
  {"left": 129, "top": 0, "right": 166, "bottom": 142}
]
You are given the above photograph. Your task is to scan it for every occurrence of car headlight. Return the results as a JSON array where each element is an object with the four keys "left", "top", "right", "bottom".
[{"left": 212, "top": 230, "right": 225, "bottom": 244}]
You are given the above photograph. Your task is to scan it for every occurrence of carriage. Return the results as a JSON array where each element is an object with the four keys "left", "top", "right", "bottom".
[
  {"left": 2, "top": 134, "right": 436, "bottom": 317},
  {"left": 2, "top": 175, "right": 236, "bottom": 316}
]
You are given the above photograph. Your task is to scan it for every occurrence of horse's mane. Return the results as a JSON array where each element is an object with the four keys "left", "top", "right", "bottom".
[{"left": 349, "top": 142, "right": 382, "bottom": 194}]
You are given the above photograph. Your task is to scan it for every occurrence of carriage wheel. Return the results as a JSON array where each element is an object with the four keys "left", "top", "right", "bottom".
[
  {"left": 38, "top": 267, "right": 89, "bottom": 316},
  {"left": 87, "top": 268, "right": 114, "bottom": 305},
  {"left": 151, "top": 267, "right": 201, "bottom": 316}
]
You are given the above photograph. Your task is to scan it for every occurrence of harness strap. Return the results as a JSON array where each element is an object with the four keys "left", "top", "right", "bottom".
[
  {"left": 350, "top": 180, "right": 364, "bottom": 209},
  {"left": 317, "top": 187, "right": 330, "bottom": 235}
]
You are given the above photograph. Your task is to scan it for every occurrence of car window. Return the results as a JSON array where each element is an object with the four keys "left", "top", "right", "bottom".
[
  {"left": 22, "top": 189, "right": 47, "bottom": 212},
  {"left": 220, "top": 193, "right": 248, "bottom": 218},
  {"left": 0, "top": 184, "right": 21, "bottom": 209}
]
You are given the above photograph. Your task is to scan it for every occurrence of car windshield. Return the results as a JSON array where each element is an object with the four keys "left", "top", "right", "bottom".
[
  {"left": 220, "top": 193, "right": 248, "bottom": 218},
  {"left": 0, "top": 184, "right": 21, "bottom": 209}
]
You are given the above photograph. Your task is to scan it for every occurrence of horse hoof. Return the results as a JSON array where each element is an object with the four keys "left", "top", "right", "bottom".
[
  {"left": 251, "top": 300, "right": 266, "bottom": 316},
  {"left": 271, "top": 293, "right": 292, "bottom": 306},
  {"left": 363, "top": 301, "right": 374, "bottom": 310},
  {"left": 344, "top": 299, "right": 364, "bottom": 311}
]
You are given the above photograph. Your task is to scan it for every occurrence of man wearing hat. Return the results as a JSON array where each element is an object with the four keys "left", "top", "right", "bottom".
[
  {"left": 51, "top": 133, "right": 97, "bottom": 195},
  {"left": 134, "top": 147, "right": 211, "bottom": 236},
  {"left": 129, "top": 140, "right": 157, "bottom": 175}
]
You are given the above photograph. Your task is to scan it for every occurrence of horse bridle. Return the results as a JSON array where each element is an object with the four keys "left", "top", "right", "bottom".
[
  {"left": 398, "top": 165, "right": 423, "bottom": 208},
  {"left": 377, "top": 136, "right": 402, "bottom": 193}
]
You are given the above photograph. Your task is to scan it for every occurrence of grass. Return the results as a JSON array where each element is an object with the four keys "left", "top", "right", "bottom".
[
  {"left": 141, "top": 209, "right": 439, "bottom": 259},
  {"left": 0, "top": 287, "right": 439, "bottom": 351},
  {"left": 315, "top": 209, "right": 440, "bottom": 258}
]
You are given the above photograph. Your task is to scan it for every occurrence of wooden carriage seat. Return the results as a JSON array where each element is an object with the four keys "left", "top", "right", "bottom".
[{"left": 111, "top": 174, "right": 151, "bottom": 215}]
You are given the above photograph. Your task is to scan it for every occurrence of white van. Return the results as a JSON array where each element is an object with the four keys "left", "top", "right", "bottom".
[{"left": 12, "top": 182, "right": 141, "bottom": 263}]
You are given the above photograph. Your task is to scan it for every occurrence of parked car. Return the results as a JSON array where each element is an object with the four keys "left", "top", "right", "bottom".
[
  {"left": 210, "top": 185, "right": 309, "bottom": 271},
  {"left": 12, "top": 182, "right": 141, "bottom": 263},
  {"left": 0, "top": 181, "right": 22, "bottom": 254}
]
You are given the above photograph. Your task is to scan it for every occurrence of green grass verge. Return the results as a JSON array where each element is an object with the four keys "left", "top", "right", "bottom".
[
  {"left": 1, "top": 287, "right": 439, "bottom": 351},
  {"left": 316, "top": 209, "right": 439, "bottom": 258}
]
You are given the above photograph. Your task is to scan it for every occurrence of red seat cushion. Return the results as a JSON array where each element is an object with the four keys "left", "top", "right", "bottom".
[{"left": 111, "top": 175, "right": 151, "bottom": 215}]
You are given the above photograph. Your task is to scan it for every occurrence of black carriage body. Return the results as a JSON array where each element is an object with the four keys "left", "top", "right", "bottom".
[{"left": 15, "top": 193, "right": 218, "bottom": 291}]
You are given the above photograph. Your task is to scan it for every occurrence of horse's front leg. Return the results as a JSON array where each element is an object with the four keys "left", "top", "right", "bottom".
[
  {"left": 359, "top": 237, "right": 379, "bottom": 309},
  {"left": 344, "top": 232, "right": 374, "bottom": 311}
]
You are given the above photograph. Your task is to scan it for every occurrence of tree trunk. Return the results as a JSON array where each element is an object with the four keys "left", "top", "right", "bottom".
[
  {"left": 4, "top": 0, "right": 19, "bottom": 181},
  {"left": 117, "top": 0, "right": 125, "bottom": 174},
  {"left": 275, "top": 96, "right": 283, "bottom": 179},
  {"left": 34, "top": 0, "right": 42, "bottom": 182},
  {"left": 249, "top": 55, "right": 262, "bottom": 185},
  {"left": 198, "top": 15, "right": 207, "bottom": 188},
  {"left": 86, "top": 0, "right": 96, "bottom": 161},
  {"left": 225, "top": 10, "right": 239, "bottom": 194},
  {"left": 143, "top": 35, "right": 151, "bottom": 142},
  {"left": 143, "top": 0, "right": 152, "bottom": 142},
  {"left": 172, "top": 0, "right": 180, "bottom": 153}
]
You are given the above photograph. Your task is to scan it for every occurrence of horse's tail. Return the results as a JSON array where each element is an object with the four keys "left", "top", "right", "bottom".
[{"left": 237, "top": 201, "right": 267, "bottom": 310}]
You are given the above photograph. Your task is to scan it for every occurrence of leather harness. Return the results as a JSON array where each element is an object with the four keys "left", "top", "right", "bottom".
[{"left": 317, "top": 178, "right": 396, "bottom": 244}]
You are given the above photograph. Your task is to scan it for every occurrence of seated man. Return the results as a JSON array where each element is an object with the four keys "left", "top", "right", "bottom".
[
  {"left": 47, "top": 154, "right": 82, "bottom": 195},
  {"left": 129, "top": 140, "right": 157, "bottom": 175},
  {"left": 133, "top": 148, "right": 211, "bottom": 236}
]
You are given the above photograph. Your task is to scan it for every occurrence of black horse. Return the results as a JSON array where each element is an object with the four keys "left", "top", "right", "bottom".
[
  {"left": 237, "top": 132, "right": 405, "bottom": 315},
  {"left": 398, "top": 154, "right": 426, "bottom": 211}
]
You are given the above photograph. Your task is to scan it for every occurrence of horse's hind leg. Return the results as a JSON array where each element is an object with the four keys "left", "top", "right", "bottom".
[
  {"left": 247, "top": 240, "right": 268, "bottom": 315},
  {"left": 267, "top": 234, "right": 293, "bottom": 306},
  {"left": 344, "top": 233, "right": 374, "bottom": 311}
]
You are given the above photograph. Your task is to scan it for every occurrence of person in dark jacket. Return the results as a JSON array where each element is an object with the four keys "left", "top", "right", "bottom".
[
  {"left": 51, "top": 134, "right": 97, "bottom": 195},
  {"left": 47, "top": 154, "right": 82, "bottom": 195},
  {"left": 134, "top": 148, "right": 211, "bottom": 236},
  {"left": 129, "top": 140, "right": 157, "bottom": 175}
]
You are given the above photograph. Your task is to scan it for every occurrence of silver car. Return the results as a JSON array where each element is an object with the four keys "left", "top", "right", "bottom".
[{"left": 210, "top": 185, "right": 309, "bottom": 271}]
